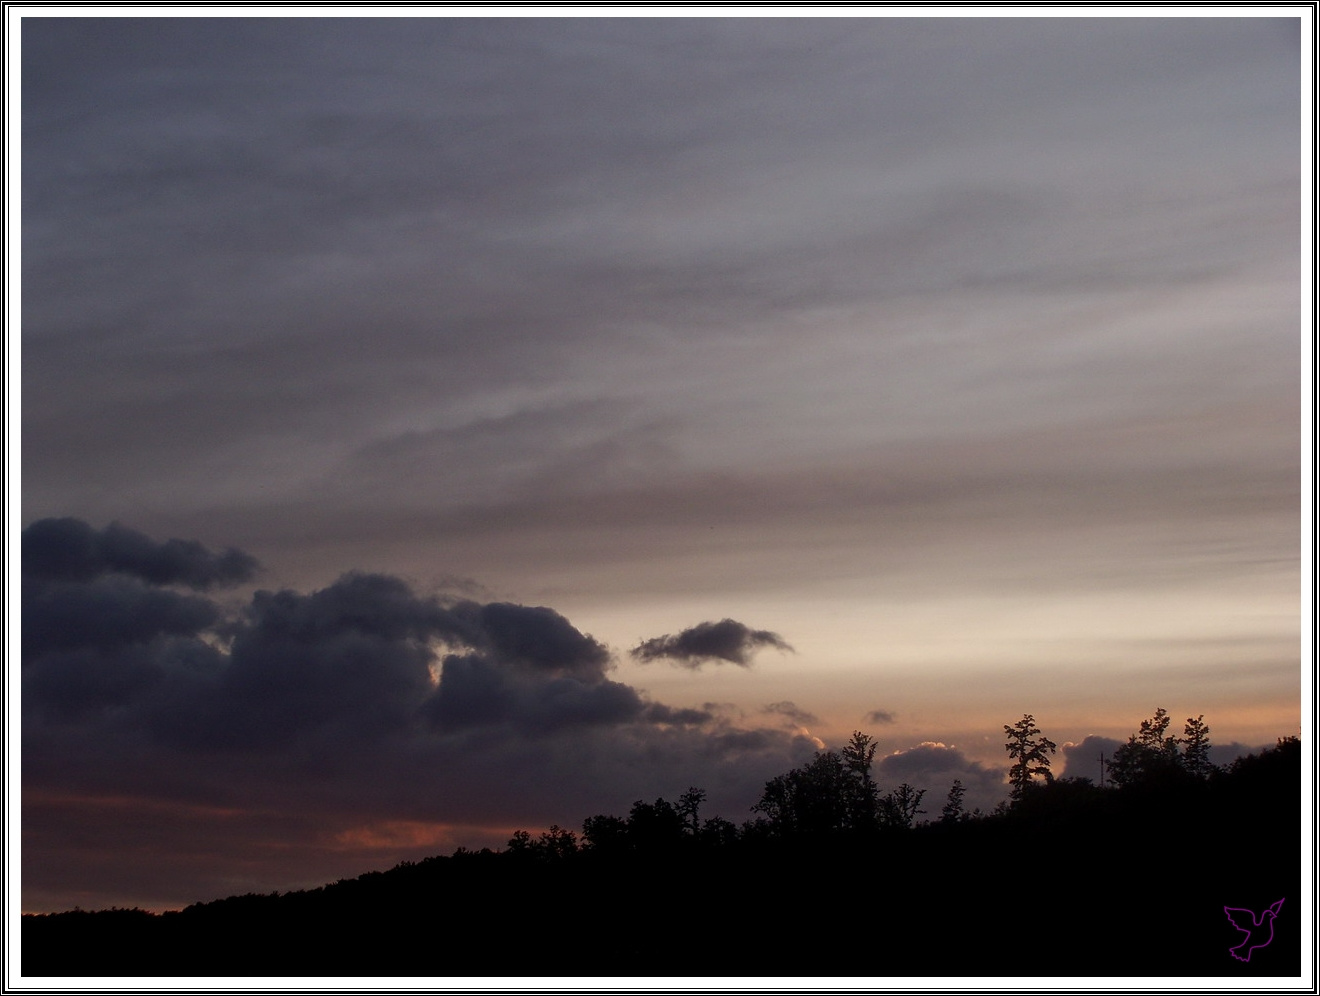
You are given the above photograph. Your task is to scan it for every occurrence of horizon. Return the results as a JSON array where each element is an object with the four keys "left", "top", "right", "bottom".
[
  {"left": 12, "top": 9, "right": 1311, "bottom": 926},
  {"left": 20, "top": 515, "right": 1294, "bottom": 914}
]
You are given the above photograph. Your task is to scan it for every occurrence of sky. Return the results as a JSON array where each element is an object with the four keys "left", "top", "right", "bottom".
[{"left": 12, "top": 10, "right": 1310, "bottom": 916}]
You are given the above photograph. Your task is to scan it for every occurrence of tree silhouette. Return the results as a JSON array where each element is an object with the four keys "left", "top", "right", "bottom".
[
  {"left": 506, "top": 824, "right": 578, "bottom": 861},
  {"left": 1004, "top": 714, "right": 1057, "bottom": 800},
  {"left": 625, "top": 797, "right": 685, "bottom": 850},
  {"left": 21, "top": 726, "right": 1302, "bottom": 978},
  {"left": 698, "top": 815, "right": 740, "bottom": 847},
  {"left": 940, "top": 778, "right": 968, "bottom": 823},
  {"left": 752, "top": 750, "right": 850, "bottom": 835},
  {"left": 1180, "top": 715, "right": 1213, "bottom": 778},
  {"left": 840, "top": 730, "right": 881, "bottom": 831},
  {"left": 1106, "top": 706, "right": 1185, "bottom": 787},
  {"left": 506, "top": 828, "right": 534, "bottom": 853},
  {"left": 676, "top": 786, "right": 706, "bottom": 836},
  {"left": 880, "top": 782, "right": 926, "bottom": 829},
  {"left": 538, "top": 824, "right": 578, "bottom": 859},
  {"left": 580, "top": 813, "right": 629, "bottom": 853},
  {"left": 1137, "top": 707, "right": 1177, "bottom": 751}
]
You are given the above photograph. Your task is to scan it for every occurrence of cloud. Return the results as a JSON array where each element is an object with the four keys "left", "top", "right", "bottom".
[
  {"left": 631, "top": 619, "right": 793, "bottom": 668},
  {"left": 640, "top": 703, "right": 713, "bottom": 726},
  {"left": 21, "top": 535, "right": 229, "bottom": 723},
  {"left": 864, "top": 709, "right": 897, "bottom": 725},
  {"left": 1058, "top": 736, "right": 1124, "bottom": 783},
  {"left": 149, "top": 572, "right": 629, "bottom": 749},
  {"left": 879, "top": 742, "right": 972, "bottom": 780},
  {"left": 419, "top": 596, "right": 626, "bottom": 735},
  {"left": 21, "top": 521, "right": 821, "bottom": 909},
  {"left": 19, "top": 526, "right": 632, "bottom": 749},
  {"left": 17, "top": 17, "right": 1302, "bottom": 913},
  {"left": 1059, "top": 733, "right": 1268, "bottom": 783},
  {"left": 23, "top": 518, "right": 259, "bottom": 590},
  {"left": 23, "top": 575, "right": 219, "bottom": 657},
  {"left": 877, "top": 742, "right": 1007, "bottom": 816},
  {"left": 424, "top": 653, "right": 647, "bottom": 736},
  {"left": 182, "top": 573, "right": 452, "bottom": 749},
  {"left": 455, "top": 601, "right": 612, "bottom": 679},
  {"left": 762, "top": 701, "right": 818, "bottom": 727},
  {"left": 24, "top": 636, "right": 225, "bottom": 726}
]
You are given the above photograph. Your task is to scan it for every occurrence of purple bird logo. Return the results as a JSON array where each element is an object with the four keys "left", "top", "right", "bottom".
[{"left": 1224, "top": 899, "right": 1284, "bottom": 962}]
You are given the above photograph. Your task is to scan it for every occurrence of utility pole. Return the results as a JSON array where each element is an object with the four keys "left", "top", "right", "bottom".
[{"left": 1098, "top": 752, "right": 1105, "bottom": 789}]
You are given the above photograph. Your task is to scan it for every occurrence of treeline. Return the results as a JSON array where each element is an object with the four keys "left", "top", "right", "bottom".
[
  {"left": 22, "top": 715, "right": 1303, "bottom": 979},
  {"left": 498, "top": 709, "right": 1287, "bottom": 858}
]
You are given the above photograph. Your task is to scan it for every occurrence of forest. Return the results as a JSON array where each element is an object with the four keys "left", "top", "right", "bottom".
[{"left": 22, "top": 713, "right": 1304, "bottom": 979}]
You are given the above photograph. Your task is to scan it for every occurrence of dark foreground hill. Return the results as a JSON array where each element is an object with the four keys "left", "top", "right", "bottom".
[{"left": 23, "top": 738, "right": 1303, "bottom": 979}]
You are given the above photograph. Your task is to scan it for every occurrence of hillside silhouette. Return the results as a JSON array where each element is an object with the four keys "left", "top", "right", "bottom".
[{"left": 22, "top": 729, "right": 1302, "bottom": 979}]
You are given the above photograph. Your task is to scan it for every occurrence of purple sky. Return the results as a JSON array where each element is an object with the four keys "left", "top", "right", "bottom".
[{"left": 14, "top": 12, "right": 1308, "bottom": 915}]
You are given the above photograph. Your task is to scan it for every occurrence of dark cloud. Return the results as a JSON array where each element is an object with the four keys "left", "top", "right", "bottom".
[
  {"left": 424, "top": 652, "right": 647, "bottom": 736},
  {"left": 705, "top": 727, "right": 794, "bottom": 755},
  {"left": 25, "top": 637, "right": 224, "bottom": 725},
  {"left": 1208, "top": 742, "right": 1269, "bottom": 769},
  {"left": 416, "top": 597, "right": 623, "bottom": 735},
  {"left": 23, "top": 575, "right": 219, "bottom": 657},
  {"left": 763, "top": 701, "right": 818, "bottom": 726},
  {"left": 641, "top": 703, "right": 713, "bottom": 726},
  {"left": 23, "top": 518, "right": 259, "bottom": 589},
  {"left": 19, "top": 525, "right": 624, "bottom": 749},
  {"left": 20, "top": 524, "right": 232, "bottom": 725},
  {"left": 234, "top": 571, "right": 457, "bottom": 645},
  {"left": 457, "top": 601, "right": 611, "bottom": 679},
  {"left": 21, "top": 522, "right": 819, "bottom": 910},
  {"left": 1058, "top": 736, "right": 1124, "bottom": 783},
  {"left": 519, "top": 676, "right": 647, "bottom": 734},
  {"left": 879, "top": 742, "right": 980, "bottom": 780},
  {"left": 1059, "top": 733, "right": 1268, "bottom": 783},
  {"left": 631, "top": 619, "right": 793, "bottom": 668},
  {"left": 187, "top": 574, "right": 448, "bottom": 749},
  {"left": 160, "top": 575, "right": 622, "bottom": 749},
  {"left": 876, "top": 742, "right": 1007, "bottom": 816},
  {"left": 864, "top": 709, "right": 897, "bottom": 725},
  {"left": 422, "top": 653, "right": 515, "bottom": 732}
]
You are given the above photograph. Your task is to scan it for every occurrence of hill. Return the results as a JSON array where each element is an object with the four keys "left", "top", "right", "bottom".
[{"left": 21, "top": 737, "right": 1303, "bottom": 979}]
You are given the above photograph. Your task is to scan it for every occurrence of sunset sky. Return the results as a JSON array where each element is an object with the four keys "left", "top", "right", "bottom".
[{"left": 14, "top": 11, "right": 1309, "bottom": 915}]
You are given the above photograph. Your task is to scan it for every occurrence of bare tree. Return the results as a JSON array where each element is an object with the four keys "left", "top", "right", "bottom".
[{"left": 880, "top": 783, "right": 926, "bottom": 829}]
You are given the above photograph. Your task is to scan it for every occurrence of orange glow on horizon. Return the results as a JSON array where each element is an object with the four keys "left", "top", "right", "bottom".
[{"left": 329, "top": 820, "right": 462, "bottom": 852}]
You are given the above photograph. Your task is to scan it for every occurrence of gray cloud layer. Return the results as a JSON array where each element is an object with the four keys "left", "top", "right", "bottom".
[{"left": 22, "top": 18, "right": 1299, "bottom": 551}]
